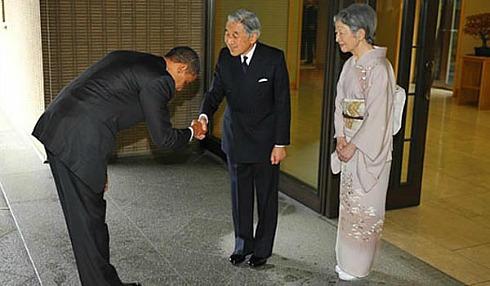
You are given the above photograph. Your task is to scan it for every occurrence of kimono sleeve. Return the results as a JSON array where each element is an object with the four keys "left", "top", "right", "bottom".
[{"left": 349, "top": 66, "right": 392, "bottom": 161}]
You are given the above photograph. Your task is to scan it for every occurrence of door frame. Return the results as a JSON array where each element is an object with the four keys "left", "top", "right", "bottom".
[{"left": 385, "top": 0, "right": 440, "bottom": 209}]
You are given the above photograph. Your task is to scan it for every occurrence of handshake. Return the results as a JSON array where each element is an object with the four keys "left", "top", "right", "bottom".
[{"left": 190, "top": 117, "right": 208, "bottom": 140}]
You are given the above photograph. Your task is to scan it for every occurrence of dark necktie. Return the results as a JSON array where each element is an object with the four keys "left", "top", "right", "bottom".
[{"left": 242, "top": 56, "right": 248, "bottom": 73}]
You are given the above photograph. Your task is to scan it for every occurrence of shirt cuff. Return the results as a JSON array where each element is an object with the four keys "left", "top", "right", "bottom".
[
  {"left": 188, "top": 127, "right": 194, "bottom": 142},
  {"left": 199, "top": 114, "right": 209, "bottom": 124},
  {"left": 274, "top": 145, "right": 286, "bottom": 148}
]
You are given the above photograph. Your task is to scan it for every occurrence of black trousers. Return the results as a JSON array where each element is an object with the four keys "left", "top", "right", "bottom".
[
  {"left": 47, "top": 151, "right": 123, "bottom": 286},
  {"left": 227, "top": 157, "right": 279, "bottom": 258}
]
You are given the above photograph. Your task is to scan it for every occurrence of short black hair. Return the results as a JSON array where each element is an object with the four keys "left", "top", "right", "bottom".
[{"left": 165, "top": 46, "right": 200, "bottom": 75}]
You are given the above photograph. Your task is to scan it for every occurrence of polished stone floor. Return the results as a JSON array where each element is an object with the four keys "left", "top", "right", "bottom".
[
  {"left": 0, "top": 106, "right": 463, "bottom": 285},
  {"left": 383, "top": 89, "right": 490, "bottom": 286}
]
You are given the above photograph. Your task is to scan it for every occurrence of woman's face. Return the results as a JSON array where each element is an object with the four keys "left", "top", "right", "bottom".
[{"left": 335, "top": 20, "right": 361, "bottom": 54}]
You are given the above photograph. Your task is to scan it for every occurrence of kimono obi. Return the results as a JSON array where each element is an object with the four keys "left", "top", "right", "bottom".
[{"left": 342, "top": 98, "right": 365, "bottom": 138}]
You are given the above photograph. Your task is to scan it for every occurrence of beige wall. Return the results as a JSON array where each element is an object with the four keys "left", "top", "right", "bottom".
[
  {"left": 458, "top": 0, "right": 490, "bottom": 56},
  {"left": 0, "top": 0, "right": 44, "bottom": 151},
  {"left": 454, "top": 0, "right": 490, "bottom": 96}
]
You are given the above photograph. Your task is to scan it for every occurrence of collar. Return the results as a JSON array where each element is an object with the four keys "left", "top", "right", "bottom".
[
  {"left": 355, "top": 46, "right": 387, "bottom": 67},
  {"left": 241, "top": 43, "right": 257, "bottom": 65}
]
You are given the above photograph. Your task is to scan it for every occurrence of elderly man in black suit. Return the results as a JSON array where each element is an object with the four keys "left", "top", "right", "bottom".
[
  {"left": 32, "top": 47, "right": 202, "bottom": 286},
  {"left": 198, "top": 9, "right": 291, "bottom": 268}
]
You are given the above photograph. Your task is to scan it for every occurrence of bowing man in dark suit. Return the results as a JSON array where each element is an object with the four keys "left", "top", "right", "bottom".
[
  {"left": 198, "top": 9, "right": 291, "bottom": 268},
  {"left": 32, "top": 47, "right": 202, "bottom": 286}
]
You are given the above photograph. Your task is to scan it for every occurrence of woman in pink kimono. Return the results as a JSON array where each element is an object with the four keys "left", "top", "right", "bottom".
[{"left": 331, "top": 3, "right": 395, "bottom": 281}]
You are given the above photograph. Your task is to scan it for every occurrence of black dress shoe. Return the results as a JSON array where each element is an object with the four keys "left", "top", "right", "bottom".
[
  {"left": 123, "top": 283, "right": 142, "bottom": 286},
  {"left": 229, "top": 254, "right": 247, "bottom": 265},
  {"left": 248, "top": 255, "right": 267, "bottom": 267}
]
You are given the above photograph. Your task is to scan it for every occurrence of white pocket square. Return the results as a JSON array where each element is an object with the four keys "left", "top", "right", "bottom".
[{"left": 258, "top": 78, "right": 268, "bottom": 83}]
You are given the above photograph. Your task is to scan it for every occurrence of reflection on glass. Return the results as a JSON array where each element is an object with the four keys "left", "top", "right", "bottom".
[
  {"left": 434, "top": 0, "right": 462, "bottom": 88},
  {"left": 281, "top": 0, "right": 325, "bottom": 189},
  {"left": 281, "top": 67, "right": 323, "bottom": 188}
]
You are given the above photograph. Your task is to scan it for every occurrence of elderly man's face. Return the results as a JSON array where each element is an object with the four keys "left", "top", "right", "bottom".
[{"left": 224, "top": 21, "right": 257, "bottom": 57}]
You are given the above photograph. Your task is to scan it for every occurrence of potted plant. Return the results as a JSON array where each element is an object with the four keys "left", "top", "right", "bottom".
[{"left": 463, "top": 12, "right": 490, "bottom": 57}]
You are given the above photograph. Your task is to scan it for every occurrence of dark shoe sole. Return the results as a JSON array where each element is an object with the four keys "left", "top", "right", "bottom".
[{"left": 248, "top": 256, "right": 267, "bottom": 268}]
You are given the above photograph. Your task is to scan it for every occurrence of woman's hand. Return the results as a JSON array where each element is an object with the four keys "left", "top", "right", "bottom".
[
  {"left": 336, "top": 136, "right": 348, "bottom": 153},
  {"left": 338, "top": 142, "right": 356, "bottom": 162},
  {"left": 336, "top": 137, "right": 356, "bottom": 162}
]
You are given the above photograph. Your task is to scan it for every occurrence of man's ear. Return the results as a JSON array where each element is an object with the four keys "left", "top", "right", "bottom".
[
  {"left": 177, "top": 63, "right": 189, "bottom": 73},
  {"left": 249, "top": 32, "right": 259, "bottom": 44}
]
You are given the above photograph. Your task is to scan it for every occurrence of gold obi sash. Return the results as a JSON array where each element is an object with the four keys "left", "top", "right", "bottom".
[{"left": 342, "top": 98, "right": 365, "bottom": 138}]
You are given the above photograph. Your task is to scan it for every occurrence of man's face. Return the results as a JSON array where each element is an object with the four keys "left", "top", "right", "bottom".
[
  {"left": 174, "top": 71, "right": 197, "bottom": 91},
  {"left": 224, "top": 21, "right": 257, "bottom": 57}
]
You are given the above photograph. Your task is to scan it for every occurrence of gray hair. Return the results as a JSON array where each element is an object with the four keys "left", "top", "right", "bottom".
[
  {"left": 227, "top": 9, "right": 261, "bottom": 38},
  {"left": 334, "top": 3, "right": 377, "bottom": 44}
]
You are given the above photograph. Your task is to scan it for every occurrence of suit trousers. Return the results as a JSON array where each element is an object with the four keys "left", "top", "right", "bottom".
[
  {"left": 47, "top": 151, "right": 123, "bottom": 286},
  {"left": 227, "top": 157, "right": 279, "bottom": 258}
]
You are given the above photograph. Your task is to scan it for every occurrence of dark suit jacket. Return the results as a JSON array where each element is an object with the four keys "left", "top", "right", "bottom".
[
  {"left": 200, "top": 42, "right": 291, "bottom": 163},
  {"left": 33, "top": 51, "right": 192, "bottom": 192}
]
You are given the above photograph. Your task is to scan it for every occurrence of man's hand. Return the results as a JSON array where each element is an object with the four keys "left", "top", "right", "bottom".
[
  {"left": 198, "top": 115, "right": 208, "bottom": 134},
  {"left": 270, "top": 146, "right": 286, "bottom": 165},
  {"left": 191, "top": 119, "right": 206, "bottom": 140}
]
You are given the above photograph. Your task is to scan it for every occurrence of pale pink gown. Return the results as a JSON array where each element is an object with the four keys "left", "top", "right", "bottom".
[{"left": 331, "top": 46, "right": 395, "bottom": 278}]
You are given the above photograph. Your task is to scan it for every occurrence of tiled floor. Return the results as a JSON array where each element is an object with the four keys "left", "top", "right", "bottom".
[
  {"left": 0, "top": 106, "right": 462, "bottom": 285},
  {"left": 383, "top": 89, "right": 490, "bottom": 285}
]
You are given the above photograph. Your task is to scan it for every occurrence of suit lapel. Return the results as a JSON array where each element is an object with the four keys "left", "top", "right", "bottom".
[
  {"left": 229, "top": 43, "right": 267, "bottom": 95},
  {"left": 247, "top": 42, "right": 265, "bottom": 76}
]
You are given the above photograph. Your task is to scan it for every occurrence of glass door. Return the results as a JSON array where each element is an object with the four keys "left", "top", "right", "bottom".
[
  {"left": 280, "top": 0, "right": 329, "bottom": 212},
  {"left": 386, "top": 0, "right": 441, "bottom": 209}
]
